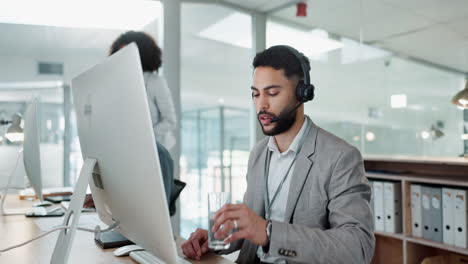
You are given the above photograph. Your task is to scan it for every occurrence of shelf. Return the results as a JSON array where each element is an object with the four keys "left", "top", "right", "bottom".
[
  {"left": 406, "top": 237, "right": 468, "bottom": 256},
  {"left": 364, "top": 158, "right": 468, "bottom": 177},
  {"left": 366, "top": 172, "right": 468, "bottom": 188},
  {"left": 364, "top": 155, "right": 468, "bottom": 166},
  {"left": 372, "top": 235, "right": 403, "bottom": 264},
  {"left": 374, "top": 231, "right": 405, "bottom": 240},
  {"left": 367, "top": 172, "right": 405, "bottom": 181},
  {"left": 366, "top": 159, "right": 468, "bottom": 263}
]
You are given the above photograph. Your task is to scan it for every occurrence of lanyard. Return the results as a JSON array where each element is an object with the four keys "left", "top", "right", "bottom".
[{"left": 263, "top": 120, "right": 312, "bottom": 220}]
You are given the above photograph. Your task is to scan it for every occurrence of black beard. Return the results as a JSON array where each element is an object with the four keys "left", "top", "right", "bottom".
[{"left": 258, "top": 103, "right": 297, "bottom": 136}]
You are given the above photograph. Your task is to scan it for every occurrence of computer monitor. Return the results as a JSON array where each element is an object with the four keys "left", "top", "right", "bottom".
[
  {"left": 55, "top": 43, "right": 177, "bottom": 263},
  {"left": 1, "top": 99, "right": 48, "bottom": 216},
  {"left": 23, "top": 99, "right": 43, "bottom": 202}
]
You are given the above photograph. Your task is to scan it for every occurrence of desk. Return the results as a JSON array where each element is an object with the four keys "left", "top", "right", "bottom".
[{"left": 0, "top": 196, "right": 234, "bottom": 264}]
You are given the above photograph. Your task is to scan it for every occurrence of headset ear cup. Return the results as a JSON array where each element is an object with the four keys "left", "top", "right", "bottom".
[
  {"left": 296, "top": 82, "right": 315, "bottom": 103},
  {"left": 307, "top": 84, "right": 315, "bottom": 102},
  {"left": 295, "top": 81, "right": 306, "bottom": 102}
]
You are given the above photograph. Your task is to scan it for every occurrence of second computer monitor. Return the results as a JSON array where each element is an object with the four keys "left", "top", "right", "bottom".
[{"left": 23, "top": 99, "right": 43, "bottom": 202}]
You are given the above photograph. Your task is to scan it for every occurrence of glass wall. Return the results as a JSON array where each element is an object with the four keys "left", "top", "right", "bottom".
[
  {"left": 180, "top": 3, "right": 253, "bottom": 238},
  {"left": 0, "top": 0, "right": 162, "bottom": 188},
  {"left": 265, "top": 19, "right": 465, "bottom": 157},
  {"left": 0, "top": 85, "right": 64, "bottom": 188}
]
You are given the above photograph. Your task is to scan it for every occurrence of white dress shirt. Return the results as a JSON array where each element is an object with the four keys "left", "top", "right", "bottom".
[
  {"left": 257, "top": 116, "right": 310, "bottom": 263},
  {"left": 143, "top": 71, "right": 177, "bottom": 151}
]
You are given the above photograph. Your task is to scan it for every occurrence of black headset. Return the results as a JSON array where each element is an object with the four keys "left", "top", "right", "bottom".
[{"left": 273, "top": 45, "right": 315, "bottom": 103}]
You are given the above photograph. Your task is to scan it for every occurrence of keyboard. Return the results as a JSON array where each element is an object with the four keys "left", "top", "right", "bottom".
[{"left": 129, "top": 250, "right": 191, "bottom": 264}]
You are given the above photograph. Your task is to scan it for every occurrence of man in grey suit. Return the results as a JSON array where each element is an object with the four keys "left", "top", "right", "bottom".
[{"left": 181, "top": 45, "right": 375, "bottom": 263}]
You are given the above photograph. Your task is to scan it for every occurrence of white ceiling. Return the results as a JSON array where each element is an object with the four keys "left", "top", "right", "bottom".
[
  {"left": 0, "top": 23, "right": 123, "bottom": 58},
  {"left": 268, "top": 0, "right": 468, "bottom": 74},
  {"left": 0, "top": 0, "right": 466, "bottom": 74}
]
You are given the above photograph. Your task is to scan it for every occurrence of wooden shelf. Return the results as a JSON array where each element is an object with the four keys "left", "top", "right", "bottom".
[
  {"left": 366, "top": 172, "right": 468, "bottom": 188},
  {"left": 367, "top": 158, "right": 468, "bottom": 264},
  {"left": 372, "top": 235, "right": 403, "bottom": 264},
  {"left": 375, "top": 231, "right": 405, "bottom": 240},
  {"left": 406, "top": 237, "right": 468, "bottom": 256}
]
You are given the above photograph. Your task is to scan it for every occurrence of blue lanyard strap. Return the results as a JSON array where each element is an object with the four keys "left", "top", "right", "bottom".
[
  {"left": 263, "top": 120, "right": 312, "bottom": 220},
  {"left": 264, "top": 151, "right": 297, "bottom": 220}
]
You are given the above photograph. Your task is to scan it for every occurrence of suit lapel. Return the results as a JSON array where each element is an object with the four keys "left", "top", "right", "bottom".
[{"left": 284, "top": 119, "right": 318, "bottom": 222}]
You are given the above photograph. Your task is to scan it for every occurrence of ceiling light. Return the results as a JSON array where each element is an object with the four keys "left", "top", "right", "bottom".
[
  {"left": 198, "top": 12, "right": 252, "bottom": 49},
  {"left": 0, "top": 80, "right": 63, "bottom": 90},
  {"left": 421, "top": 131, "right": 430, "bottom": 140},
  {"left": 365, "top": 131, "right": 375, "bottom": 142},
  {"left": 461, "top": 134, "right": 468, "bottom": 140},
  {"left": 0, "top": 0, "right": 161, "bottom": 30},
  {"left": 268, "top": 25, "right": 344, "bottom": 55},
  {"left": 198, "top": 13, "right": 344, "bottom": 55},
  {"left": 341, "top": 37, "right": 392, "bottom": 64},
  {"left": 452, "top": 81, "right": 468, "bottom": 109},
  {"left": 391, "top": 94, "right": 407, "bottom": 108}
]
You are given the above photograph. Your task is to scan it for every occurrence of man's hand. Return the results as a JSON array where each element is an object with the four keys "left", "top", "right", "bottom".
[
  {"left": 83, "top": 194, "right": 95, "bottom": 208},
  {"left": 181, "top": 228, "right": 211, "bottom": 260},
  {"left": 212, "top": 204, "right": 268, "bottom": 246}
]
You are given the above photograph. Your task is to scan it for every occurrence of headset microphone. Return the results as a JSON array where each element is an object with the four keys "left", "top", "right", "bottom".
[{"left": 270, "top": 102, "right": 303, "bottom": 123}]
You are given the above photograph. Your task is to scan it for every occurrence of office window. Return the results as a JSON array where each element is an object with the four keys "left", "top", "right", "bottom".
[
  {"left": 0, "top": 85, "right": 64, "bottom": 188},
  {"left": 0, "top": 0, "right": 162, "bottom": 187},
  {"left": 266, "top": 19, "right": 465, "bottom": 157},
  {"left": 180, "top": 3, "right": 253, "bottom": 238}
]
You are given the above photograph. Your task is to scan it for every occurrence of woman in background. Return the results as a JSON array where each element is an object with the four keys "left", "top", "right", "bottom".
[{"left": 110, "top": 31, "right": 176, "bottom": 152}]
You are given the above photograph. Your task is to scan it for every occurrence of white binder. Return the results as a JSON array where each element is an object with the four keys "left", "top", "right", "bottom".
[
  {"left": 442, "top": 188, "right": 456, "bottom": 245},
  {"left": 384, "top": 182, "right": 402, "bottom": 233},
  {"left": 422, "top": 186, "right": 432, "bottom": 241},
  {"left": 411, "top": 184, "right": 422, "bottom": 237},
  {"left": 373, "top": 181, "right": 385, "bottom": 232},
  {"left": 430, "top": 187, "right": 443, "bottom": 243},
  {"left": 454, "top": 189, "right": 468, "bottom": 248}
]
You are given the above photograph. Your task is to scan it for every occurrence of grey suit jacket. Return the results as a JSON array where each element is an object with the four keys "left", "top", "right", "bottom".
[{"left": 220, "top": 118, "right": 375, "bottom": 264}]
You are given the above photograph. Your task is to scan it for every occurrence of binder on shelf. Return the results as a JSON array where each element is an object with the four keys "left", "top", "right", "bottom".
[
  {"left": 422, "top": 186, "right": 432, "bottom": 241},
  {"left": 384, "top": 182, "right": 402, "bottom": 233},
  {"left": 454, "top": 189, "right": 467, "bottom": 248},
  {"left": 430, "top": 187, "right": 443, "bottom": 243},
  {"left": 411, "top": 184, "right": 422, "bottom": 238},
  {"left": 373, "top": 181, "right": 385, "bottom": 232},
  {"left": 442, "top": 188, "right": 456, "bottom": 245}
]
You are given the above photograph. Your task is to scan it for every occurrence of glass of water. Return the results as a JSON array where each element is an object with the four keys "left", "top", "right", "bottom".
[{"left": 208, "top": 192, "right": 231, "bottom": 250}]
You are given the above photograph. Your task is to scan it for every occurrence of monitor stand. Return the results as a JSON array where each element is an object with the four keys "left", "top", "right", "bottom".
[
  {"left": 50, "top": 158, "right": 96, "bottom": 264},
  {"left": 1, "top": 150, "right": 27, "bottom": 216}
]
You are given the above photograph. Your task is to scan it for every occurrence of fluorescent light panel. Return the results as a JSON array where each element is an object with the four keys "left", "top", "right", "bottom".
[
  {"left": 0, "top": 80, "right": 64, "bottom": 89},
  {"left": 198, "top": 12, "right": 344, "bottom": 56},
  {"left": 391, "top": 94, "right": 407, "bottom": 108},
  {"left": 198, "top": 13, "right": 252, "bottom": 48},
  {"left": 421, "top": 131, "right": 430, "bottom": 139},
  {"left": 0, "top": 0, "right": 161, "bottom": 30},
  {"left": 341, "top": 38, "right": 392, "bottom": 64}
]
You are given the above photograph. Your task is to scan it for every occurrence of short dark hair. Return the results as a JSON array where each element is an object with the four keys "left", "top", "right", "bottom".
[
  {"left": 252, "top": 46, "right": 309, "bottom": 80},
  {"left": 110, "top": 31, "right": 162, "bottom": 72}
]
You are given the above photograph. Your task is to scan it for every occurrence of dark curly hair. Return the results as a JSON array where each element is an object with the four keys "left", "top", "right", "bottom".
[
  {"left": 252, "top": 45, "right": 309, "bottom": 80},
  {"left": 110, "top": 31, "right": 162, "bottom": 72}
]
